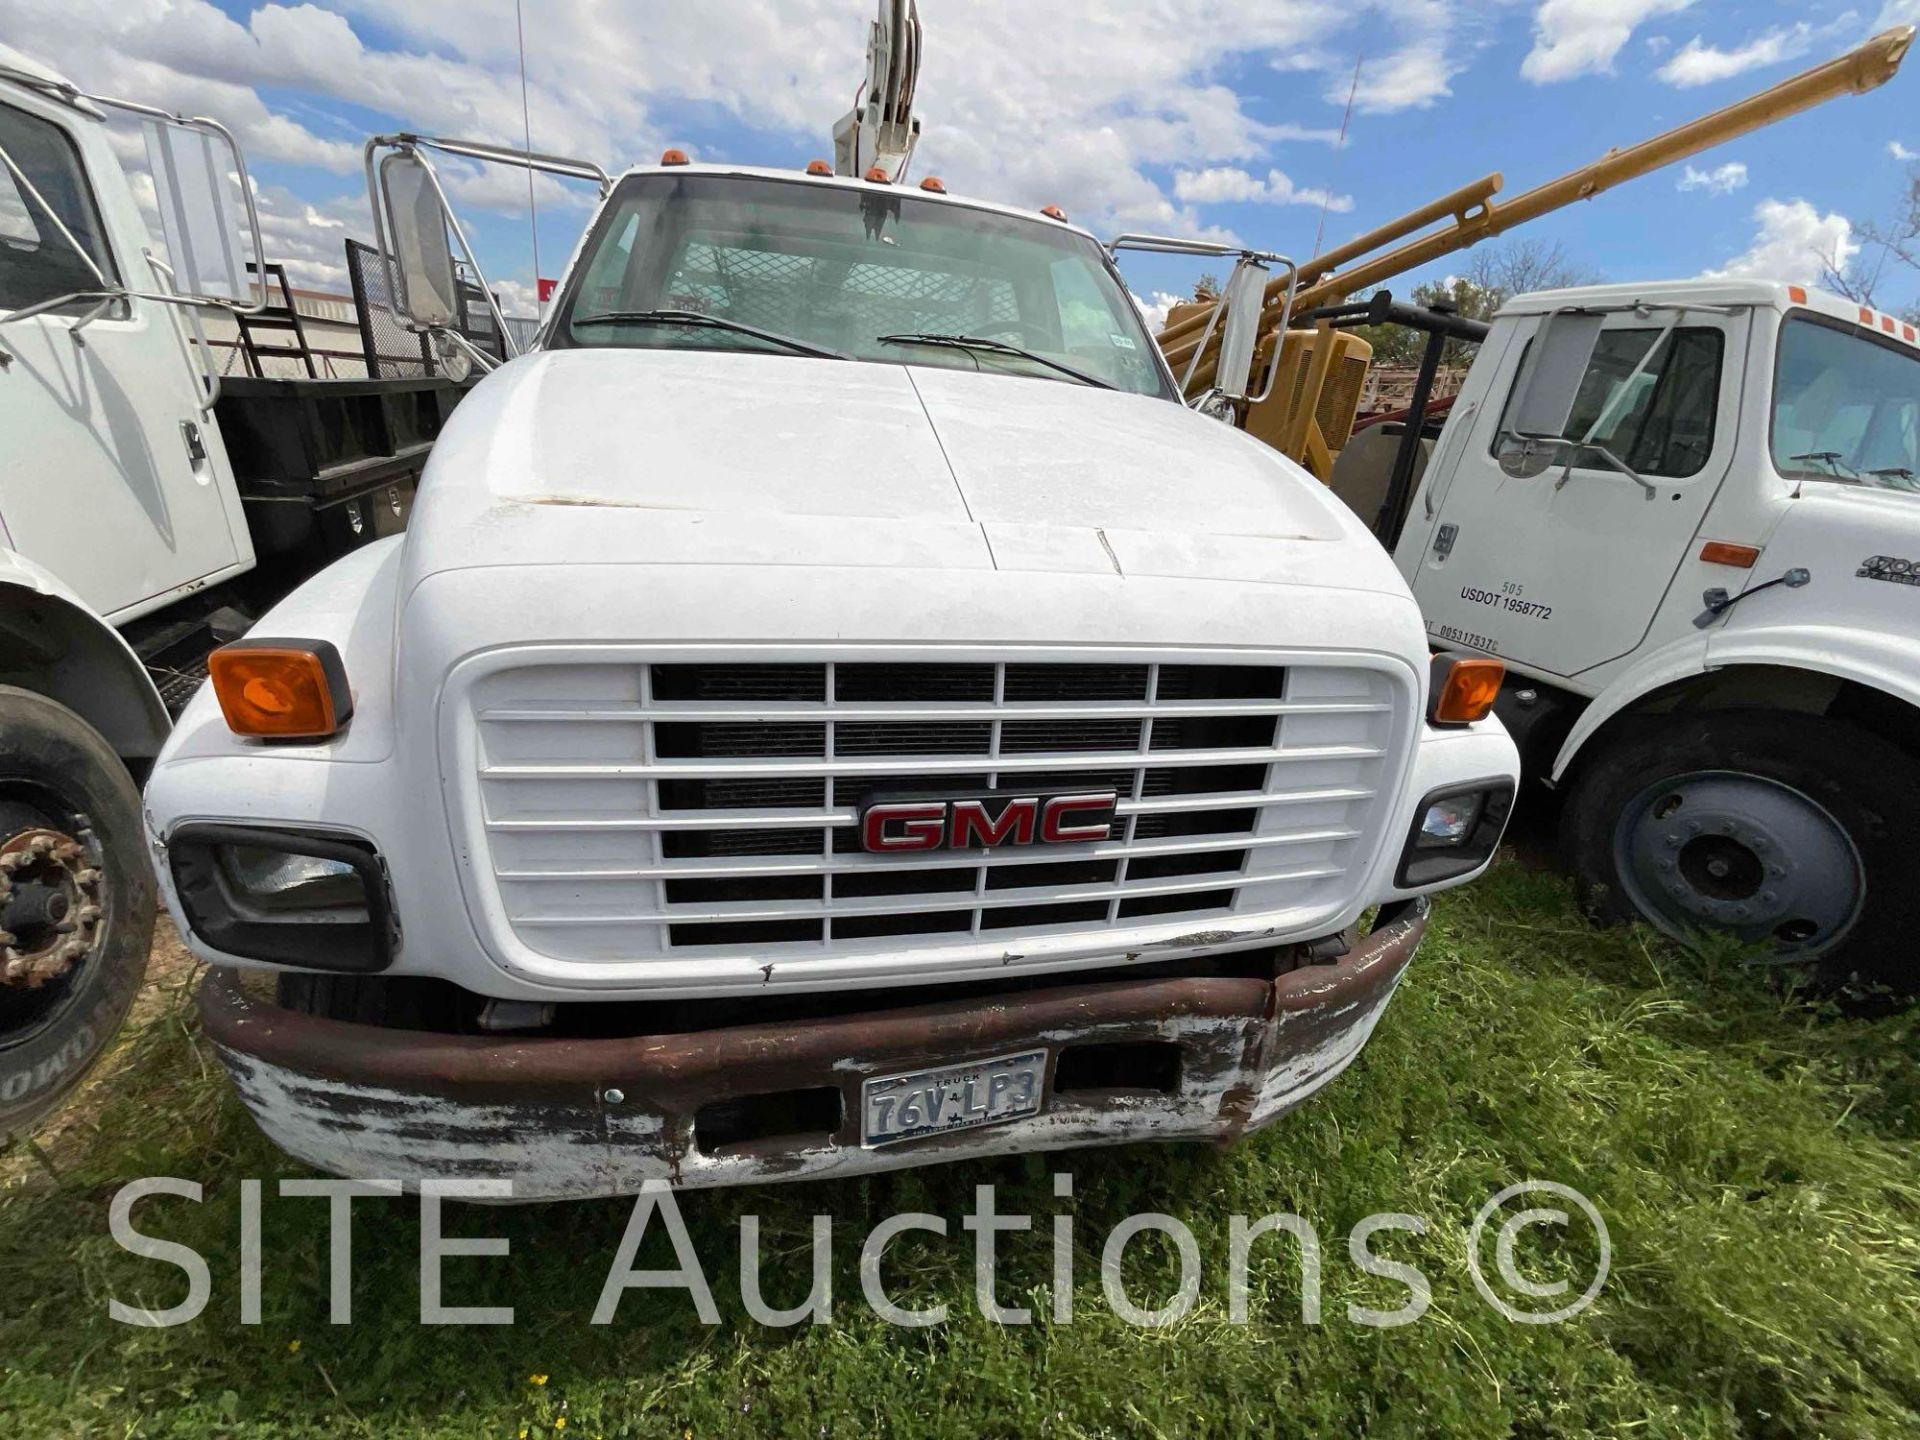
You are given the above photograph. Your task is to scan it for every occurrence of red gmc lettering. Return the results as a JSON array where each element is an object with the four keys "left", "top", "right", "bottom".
[
  {"left": 950, "top": 797, "right": 1038, "bottom": 848},
  {"left": 861, "top": 801, "right": 948, "bottom": 852},
  {"left": 1041, "top": 793, "right": 1115, "bottom": 844}
]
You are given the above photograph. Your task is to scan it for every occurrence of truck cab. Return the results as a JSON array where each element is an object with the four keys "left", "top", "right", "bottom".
[
  {"left": 0, "top": 45, "right": 255, "bottom": 622},
  {"left": 0, "top": 48, "right": 462, "bottom": 1139},
  {"left": 142, "top": 159, "right": 1520, "bottom": 1198},
  {"left": 1398, "top": 279, "right": 1920, "bottom": 989}
]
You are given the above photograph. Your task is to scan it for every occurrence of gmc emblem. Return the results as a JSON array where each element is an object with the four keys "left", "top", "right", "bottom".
[{"left": 859, "top": 791, "right": 1118, "bottom": 853}]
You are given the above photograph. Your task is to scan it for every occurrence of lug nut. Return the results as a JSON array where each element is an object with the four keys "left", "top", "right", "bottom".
[{"left": 77, "top": 905, "right": 100, "bottom": 926}]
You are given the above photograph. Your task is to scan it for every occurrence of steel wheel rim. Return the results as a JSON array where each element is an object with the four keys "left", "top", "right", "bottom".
[
  {"left": 1612, "top": 769, "right": 1865, "bottom": 959},
  {"left": 0, "top": 787, "right": 105, "bottom": 1047}
]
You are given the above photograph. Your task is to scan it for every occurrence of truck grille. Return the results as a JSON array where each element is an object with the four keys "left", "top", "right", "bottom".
[{"left": 466, "top": 657, "right": 1402, "bottom": 963}]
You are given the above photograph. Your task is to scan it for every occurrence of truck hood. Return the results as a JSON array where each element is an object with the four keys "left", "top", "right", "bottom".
[{"left": 402, "top": 348, "right": 1402, "bottom": 595}]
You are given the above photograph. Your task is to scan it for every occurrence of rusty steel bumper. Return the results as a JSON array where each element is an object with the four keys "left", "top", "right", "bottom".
[{"left": 199, "top": 899, "right": 1428, "bottom": 1200}]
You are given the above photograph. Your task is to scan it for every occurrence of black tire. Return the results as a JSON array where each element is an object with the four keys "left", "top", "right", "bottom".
[
  {"left": 1562, "top": 710, "right": 1920, "bottom": 993},
  {"left": 0, "top": 686, "right": 156, "bottom": 1138}
]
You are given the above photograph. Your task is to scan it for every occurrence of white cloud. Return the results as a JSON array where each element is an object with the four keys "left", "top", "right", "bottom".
[
  {"left": 1345, "top": 45, "right": 1459, "bottom": 112},
  {"left": 1891, "top": 140, "right": 1918, "bottom": 162},
  {"left": 1522, "top": 0, "right": 1695, "bottom": 84},
  {"left": 1656, "top": 24, "right": 1812, "bottom": 88},
  {"left": 490, "top": 277, "right": 542, "bottom": 320},
  {"left": 1703, "top": 198, "right": 1855, "bottom": 284},
  {"left": 1173, "top": 166, "right": 1355, "bottom": 212},
  {"left": 1, "top": 0, "right": 1469, "bottom": 286},
  {"left": 1676, "top": 161, "right": 1748, "bottom": 195},
  {"left": 1131, "top": 291, "right": 1190, "bottom": 331}
]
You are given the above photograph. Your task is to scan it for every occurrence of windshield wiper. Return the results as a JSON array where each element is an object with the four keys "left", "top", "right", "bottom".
[
  {"left": 876, "top": 332, "right": 1115, "bottom": 390},
  {"left": 1788, "top": 450, "right": 1860, "bottom": 479},
  {"left": 1866, "top": 466, "right": 1917, "bottom": 484},
  {"left": 572, "top": 309, "right": 850, "bottom": 360}
]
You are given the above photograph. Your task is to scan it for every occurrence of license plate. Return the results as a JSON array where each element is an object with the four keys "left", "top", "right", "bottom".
[{"left": 861, "top": 1050, "right": 1047, "bottom": 1147}]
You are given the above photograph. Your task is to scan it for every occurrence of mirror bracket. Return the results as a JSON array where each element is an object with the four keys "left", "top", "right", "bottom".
[{"left": 1107, "top": 234, "right": 1296, "bottom": 404}]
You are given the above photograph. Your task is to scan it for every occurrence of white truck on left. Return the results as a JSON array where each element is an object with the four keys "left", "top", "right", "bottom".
[{"left": 0, "top": 46, "right": 462, "bottom": 1136}]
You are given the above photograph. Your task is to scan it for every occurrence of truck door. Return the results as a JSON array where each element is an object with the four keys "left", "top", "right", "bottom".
[
  {"left": 0, "top": 93, "right": 246, "bottom": 620},
  {"left": 1404, "top": 305, "right": 1747, "bottom": 677}
]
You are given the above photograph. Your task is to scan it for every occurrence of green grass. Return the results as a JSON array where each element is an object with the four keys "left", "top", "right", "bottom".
[{"left": 2, "top": 863, "right": 1916, "bottom": 1438}]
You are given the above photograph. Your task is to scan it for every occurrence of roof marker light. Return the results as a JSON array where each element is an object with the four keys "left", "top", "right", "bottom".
[
  {"left": 864, "top": 165, "right": 891, "bottom": 183},
  {"left": 919, "top": 176, "right": 947, "bottom": 193},
  {"left": 805, "top": 159, "right": 833, "bottom": 176},
  {"left": 1787, "top": 285, "right": 1807, "bottom": 304},
  {"left": 660, "top": 148, "right": 690, "bottom": 166},
  {"left": 1041, "top": 204, "right": 1068, "bottom": 222}
]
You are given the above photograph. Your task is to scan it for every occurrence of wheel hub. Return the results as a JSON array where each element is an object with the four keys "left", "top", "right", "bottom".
[
  {"left": 1614, "top": 771, "right": 1864, "bottom": 956},
  {"left": 0, "top": 826, "right": 103, "bottom": 989}
]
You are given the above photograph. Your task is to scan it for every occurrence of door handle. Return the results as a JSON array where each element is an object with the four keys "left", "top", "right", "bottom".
[{"left": 180, "top": 419, "right": 207, "bottom": 467}]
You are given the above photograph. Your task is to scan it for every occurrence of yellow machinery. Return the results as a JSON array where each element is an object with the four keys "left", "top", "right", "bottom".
[{"left": 1156, "top": 26, "right": 1915, "bottom": 482}]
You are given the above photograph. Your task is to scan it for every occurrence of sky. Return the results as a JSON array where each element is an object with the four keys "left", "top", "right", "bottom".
[{"left": 8, "top": 0, "right": 1920, "bottom": 324}]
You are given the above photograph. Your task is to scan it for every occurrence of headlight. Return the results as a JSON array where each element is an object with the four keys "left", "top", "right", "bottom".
[
  {"left": 1396, "top": 780, "right": 1515, "bottom": 887},
  {"left": 219, "top": 847, "right": 363, "bottom": 912},
  {"left": 168, "top": 824, "right": 395, "bottom": 971},
  {"left": 1417, "top": 793, "right": 1484, "bottom": 846}
]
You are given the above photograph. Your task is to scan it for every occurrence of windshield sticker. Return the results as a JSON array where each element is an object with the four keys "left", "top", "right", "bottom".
[
  {"left": 1858, "top": 554, "right": 1920, "bottom": 588},
  {"left": 1109, "top": 332, "right": 1137, "bottom": 349}
]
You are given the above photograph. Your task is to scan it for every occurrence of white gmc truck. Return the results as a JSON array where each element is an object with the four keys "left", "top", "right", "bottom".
[{"left": 144, "top": 157, "right": 1518, "bottom": 1198}]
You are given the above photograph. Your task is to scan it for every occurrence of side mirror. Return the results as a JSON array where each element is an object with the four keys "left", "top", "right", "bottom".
[
  {"left": 1504, "top": 311, "right": 1603, "bottom": 441},
  {"left": 1209, "top": 257, "right": 1274, "bottom": 401},
  {"left": 378, "top": 151, "right": 458, "bottom": 329},
  {"left": 142, "top": 117, "right": 261, "bottom": 305}
]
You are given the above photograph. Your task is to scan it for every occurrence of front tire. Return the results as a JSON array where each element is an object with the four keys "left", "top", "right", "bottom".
[
  {"left": 0, "top": 687, "right": 156, "bottom": 1138},
  {"left": 1561, "top": 710, "right": 1920, "bottom": 994}
]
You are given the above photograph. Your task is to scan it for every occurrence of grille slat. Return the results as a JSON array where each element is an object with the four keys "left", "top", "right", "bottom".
[{"left": 474, "top": 657, "right": 1398, "bottom": 959}]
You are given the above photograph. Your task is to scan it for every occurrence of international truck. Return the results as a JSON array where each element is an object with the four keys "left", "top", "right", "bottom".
[
  {"left": 1379, "top": 277, "right": 1920, "bottom": 993},
  {"left": 0, "top": 45, "right": 465, "bottom": 1137},
  {"left": 130, "top": 7, "right": 1521, "bottom": 1197},
  {"left": 1157, "top": 27, "right": 1919, "bottom": 992}
]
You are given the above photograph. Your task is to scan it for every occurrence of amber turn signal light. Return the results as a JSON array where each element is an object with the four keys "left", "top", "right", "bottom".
[
  {"left": 208, "top": 639, "right": 352, "bottom": 740},
  {"left": 1428, "top": 653, "right": 1504, "bottom": 726},
  {"left": 1699, "top": 540, "right": 1760, "bottom": 568}
]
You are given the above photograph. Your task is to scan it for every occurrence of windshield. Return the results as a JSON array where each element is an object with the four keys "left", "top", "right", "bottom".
[
  {"left": 549, "top": 173, "right": 1173, "bottom": 398},
  {"left": 1772, "top": 314, "right": 1920, "bottom": 493}
]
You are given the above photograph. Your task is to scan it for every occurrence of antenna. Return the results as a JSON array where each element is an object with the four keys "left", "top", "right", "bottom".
[
  {"left": 1314, "top": 50, "right": 1363, "bottom": 258},
  {"left": 515, "top": 0, "right": 542, "bottom": 310}
]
